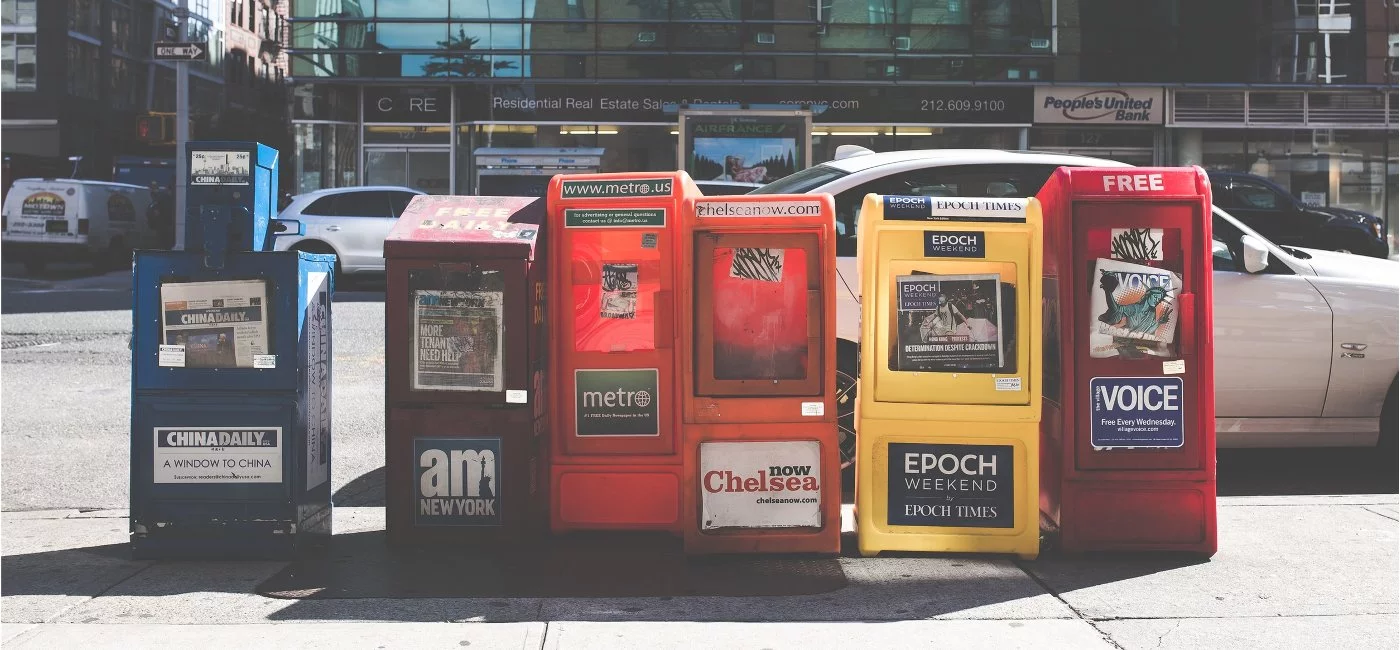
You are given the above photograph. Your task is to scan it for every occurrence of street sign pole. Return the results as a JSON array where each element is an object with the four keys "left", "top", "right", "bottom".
[{"left": 174, "top": 0, "right": 189, "bottom": 251}]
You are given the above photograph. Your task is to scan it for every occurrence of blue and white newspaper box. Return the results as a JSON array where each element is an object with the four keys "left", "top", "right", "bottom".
[{"left": 129, "top": 142, "right": 336, "bottom": 559}]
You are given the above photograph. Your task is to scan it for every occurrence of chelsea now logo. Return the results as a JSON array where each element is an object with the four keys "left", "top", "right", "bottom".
[
  {"left": 575, "top": 368, "right": 660, "bottom": 436},
  {"left": 414, "top": 438, "right": 502, "bottom": 526}
]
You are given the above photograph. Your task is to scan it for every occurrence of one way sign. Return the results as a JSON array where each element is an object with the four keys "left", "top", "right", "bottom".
[{"left": 153, "top": 41, "right": 207, "bottom": 61}]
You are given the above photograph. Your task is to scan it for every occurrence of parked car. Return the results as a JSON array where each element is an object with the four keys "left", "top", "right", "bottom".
[
  {"left": 1207, "top": 171, "right": 1388, "bottom": 258},
  {"left": 752, "top": 148, "right": 1399, "bottom": 465},
  {"left": 272, "top": 186, "right": 425, "bottom": 275},
  {"left": 695, "top": 180, "right": 764, "bottom": 196},
  {"left": 1, "top": 178, "right": 155, "bottom": 273}
]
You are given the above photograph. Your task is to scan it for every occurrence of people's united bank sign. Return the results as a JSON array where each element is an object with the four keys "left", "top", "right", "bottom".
[{"left": 1034, "top": 87, "right": 1164, "bottom": 125}]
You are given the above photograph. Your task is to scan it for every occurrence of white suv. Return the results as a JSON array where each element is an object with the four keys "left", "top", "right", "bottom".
[
  {"left": 752, "top": 148, "right": 1398, "bottom": 464},
  {"left": 272, "top": 186, "right": 425, "bottom": 274}
]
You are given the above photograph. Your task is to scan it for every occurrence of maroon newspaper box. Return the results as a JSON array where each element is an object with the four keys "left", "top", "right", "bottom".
[{"left": 383, "top": 195, "right": 548, "bottom": 545}]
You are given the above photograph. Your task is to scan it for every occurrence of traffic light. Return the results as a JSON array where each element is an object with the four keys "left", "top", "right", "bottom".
[
  {"left": 137, "top": 114, "right": 166, "bottom": 143},
  {"left": 137, "top": 113, "right": 177, "bottom": 144}
]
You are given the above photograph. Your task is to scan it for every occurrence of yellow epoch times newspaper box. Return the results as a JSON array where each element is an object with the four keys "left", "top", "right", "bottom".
[{"left": 855, "top": 194, "right": 1043, "bottom": 559}]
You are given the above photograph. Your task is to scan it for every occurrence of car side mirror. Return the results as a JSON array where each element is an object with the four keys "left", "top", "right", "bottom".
[{"left": 1240, "top": 234, "right": 1270, "bottom": 274}]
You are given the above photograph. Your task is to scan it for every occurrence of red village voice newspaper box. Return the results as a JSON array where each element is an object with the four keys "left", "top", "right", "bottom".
[
  {"left": 383, "top": 195, "right": 548, "bottom": 545},
  {"left": 546, "top": 172, "right": 700, "bottom": 533},
  {"left": 1037, "top": 167, "right": 1217, "bottom": 555},
  {"left": 679, "top": 193, "right": 841, "bottom": 554}
]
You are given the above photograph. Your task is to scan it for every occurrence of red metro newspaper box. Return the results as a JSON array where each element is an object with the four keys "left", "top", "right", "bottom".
[
  {"left": 383, "top": 195, "right": 548, "bottom": 545},
  {"left": 679, "top": 193, "right": 840, "bottom": 554},
  {"left": 1037, "top": 167, "right": 1217, "bottom": 555},
  {"left": 546, "top": 172, "right": 700, "bottom": 533}
]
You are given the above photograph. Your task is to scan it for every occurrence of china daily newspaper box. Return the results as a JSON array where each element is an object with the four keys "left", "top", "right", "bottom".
[
  {"left": 546, "top": 171, "right": 700, "bottom": 533},
  {"left": 679, "top": 194, "right": 841, "bottom": 555},
  {"left": 130, "top": 142, "right": 335, "bottom": 559},
  {"left": 855, "top": 195, "right": 1043, "bottom": 559},
  {"left": 1037, "top": 167, "right": 1217, "bottom": 555},
  {"left": 383, "top": 195, "right": 547, "bottom": 545}
]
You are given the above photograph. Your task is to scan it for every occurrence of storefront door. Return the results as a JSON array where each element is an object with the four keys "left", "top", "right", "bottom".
[{"left": 365, "top": 148, "right": 451, "bottom": 195}]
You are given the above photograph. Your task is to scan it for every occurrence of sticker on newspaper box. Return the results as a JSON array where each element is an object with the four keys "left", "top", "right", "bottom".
[
  {"left": 153, "top": 427, "right": 282, "bottom": 484},
  {"left": 189, "top": 150, "right": 251, "bottom": 185},
  {"left": 701, "top": 441, "right": 822, "bottom": 530},
  {"left": 414, "top": 437, "right": 502, "bottom": 526},
  {"left": 600, "top": 263, "right": 639, "bottom": 319},
  {"left": 693, "top": 200, "right": 823, "bottom": 218},
  {"left": 412, "top": 289, "right": 504, "bottom": 392},
  {"left": 160, "top": 280, "right": 269, "bottom": 368},
  {"left": 575, "top": 368, "right": 659, "bottom": 436},
  {"left": 1089, "top": 376, "right": 1184, "bottom": 449},
  {"left": 887, "top": 442, "right": 1014, "bottom": 528}
]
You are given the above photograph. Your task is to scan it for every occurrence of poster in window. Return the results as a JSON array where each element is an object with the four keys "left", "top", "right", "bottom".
[
  {"left": 189, "top": 150, "right": 252, "bottom": 186},
  {"left": 160, "top": 279, "right": 270, "bottom": 368},
  {"left": 893, "top": 273, "right": 1004, "bottom": 372},
  {"left": 412, "top": 289, "right": 504, "bottom": 391},
  {"left": 600, "top": 263, "right": 639, "bottom": 319},
  {"left": 712, "top": 247, "right": 808, "bottom": 381},
  {"left": 1088, "top": 258, "right": 1182, "bottom": 359}
]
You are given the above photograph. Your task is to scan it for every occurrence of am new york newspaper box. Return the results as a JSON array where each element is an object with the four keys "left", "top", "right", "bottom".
[
  {"left": 1037, "top": 167, "right": 1217, "bottom": 556},
  {"left": 383, "top": 195, "right": 548, "bottom": 545},
  {"left": 679, "top": 193, "right": 841, "bottom": 555},
  {"left": 546, "top": 171, "right": 701, "bottom": 534},
  {"left": 855, "top": 194, "right": 1044, "bottom": 559},
  {"left": 130, "top": 141, "right": 335, "bottom": 559}
]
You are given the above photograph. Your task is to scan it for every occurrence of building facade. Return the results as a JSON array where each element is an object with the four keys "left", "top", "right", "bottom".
[
  {"left": 1, "top": 0, "right": 291, "bottom": 194},
  {"left": 284, "top": 0, "right": 1398, "bottom": 245}
]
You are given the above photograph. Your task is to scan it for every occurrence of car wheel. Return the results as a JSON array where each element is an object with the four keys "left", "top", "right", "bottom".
[{"left": 836, "top": 344, "right": 859, "bottom": 474}]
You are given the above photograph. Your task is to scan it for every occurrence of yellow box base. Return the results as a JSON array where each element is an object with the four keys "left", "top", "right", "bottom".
[{"left": 855, "top": 418, "right": 1040, "bottom": 560}]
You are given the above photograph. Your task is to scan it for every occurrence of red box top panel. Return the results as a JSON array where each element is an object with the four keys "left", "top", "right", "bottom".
[{"left": 386, "top": 195, "right": 544, "bottom": 260}]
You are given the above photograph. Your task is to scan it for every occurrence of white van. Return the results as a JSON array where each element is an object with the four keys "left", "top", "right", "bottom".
[{"left": 2, "top": 178, "right": 155, "bottom": 272}]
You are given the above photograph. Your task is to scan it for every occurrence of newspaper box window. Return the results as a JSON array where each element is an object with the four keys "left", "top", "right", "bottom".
[
  {"left": 408, "top": 269, "right": 506, "bottom": 392},
  {"left": 889, "top": 271, "right": 1017, "bottom": 375},
  {"left": 159, "top": 280, "right": 271, "bottom": 369}
]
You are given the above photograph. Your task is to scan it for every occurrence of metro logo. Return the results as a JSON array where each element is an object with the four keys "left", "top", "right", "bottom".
[
  {"left": 575, "top": 368, "right": 660, "bottom": 436},
  {"left": 1102, "top": 174, "right": 1165, "bottom": 192}
]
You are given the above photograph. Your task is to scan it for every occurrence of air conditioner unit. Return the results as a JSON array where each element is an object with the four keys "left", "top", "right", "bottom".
[
  {"left": 1030, "top": 38, "right": 1050, "bottom": 49},
  {"left": 949, "top": 59, "right": 965, "bottom": 69},
  {"left": 637, "top": 31, "right": 656, "bottom": 43},
  {"left": 893, "top": 36, "right": 912, "bottom": 51},
  {"left": 755, "top": 32, "right": 776, "bottom": 45}
]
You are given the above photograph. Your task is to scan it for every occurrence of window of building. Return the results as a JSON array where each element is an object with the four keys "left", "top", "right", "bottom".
[
  {"left": 67, "top": 38, "right": 101, "bottom": 99},
  {"left": 450, "top": 0, "right": 525, "bottom": 20},
  {"left": 69, "top": 0, "right": 102, "bottom": 37},
  {"left": 112, "top": 3, "right": 135, "bottom": 54},
  {"left": 3, "top": 0, "right": 37, "bottom": 26},
  {"left": 1, "top": 32, "right": 36, "bottom": 91}
]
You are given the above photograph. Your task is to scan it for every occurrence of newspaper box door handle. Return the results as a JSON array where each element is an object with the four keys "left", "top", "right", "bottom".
[{"left": 1178, "top": 292, "right": 1195, "bottom": 356}]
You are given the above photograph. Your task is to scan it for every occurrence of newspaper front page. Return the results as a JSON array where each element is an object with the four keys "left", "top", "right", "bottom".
[
  {"left": 412, "top": 289, "right": 504, "bottom": 391},
  {"left": 160, "top": 280, "right": 270, "bottom": 368}
]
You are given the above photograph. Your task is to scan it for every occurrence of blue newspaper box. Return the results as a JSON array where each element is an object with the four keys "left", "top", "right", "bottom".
[{"left": 129, "top": 141, "right": 336, "bottom": 559}]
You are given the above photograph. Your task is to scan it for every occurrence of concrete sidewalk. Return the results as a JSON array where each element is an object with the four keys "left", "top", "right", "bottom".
[{"left": 2, "top": 495, "right": 1396, "bottom": 649}]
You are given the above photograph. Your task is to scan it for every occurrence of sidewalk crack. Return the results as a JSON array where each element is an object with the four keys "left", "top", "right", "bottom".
[{"left": 1014, "top": 558, "right": 1126, "bottom": 650}]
